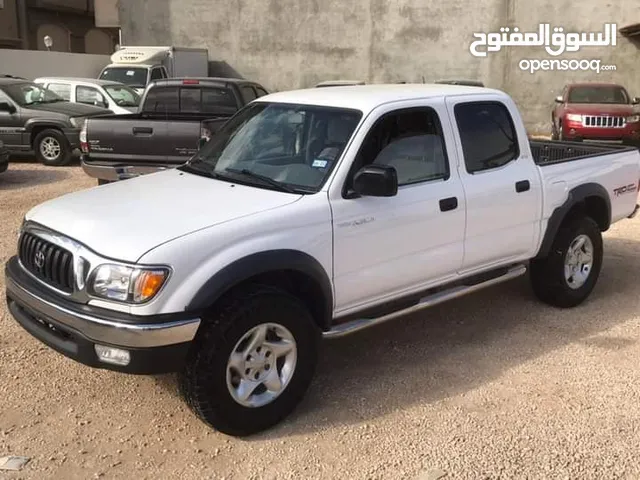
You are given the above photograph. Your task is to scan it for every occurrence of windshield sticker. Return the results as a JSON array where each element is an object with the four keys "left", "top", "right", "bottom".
[
  {"left": 312, "top": 159, "right": 328, "bottom": 168},
  {"left": 126, "top": 70, "right": 135, "bottom": 76}
]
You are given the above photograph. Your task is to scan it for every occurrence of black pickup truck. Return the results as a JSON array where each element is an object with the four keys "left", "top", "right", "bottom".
[
  {"left": 81, "top": 77, "right": 269, "bottom": 184},
  {"left": 0, "top": 77, "right": 111, "bottom": 166}
]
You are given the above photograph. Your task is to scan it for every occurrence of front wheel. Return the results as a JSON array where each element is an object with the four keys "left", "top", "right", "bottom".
[
  {"left": 530, "top": 216, "right": 603, "bottom": 308},
  {"left": 34, "top": 129, "right": 72, "bottom": 166},
  {"left": 179, "top": 285, "right": 320, "bottom": 436}
]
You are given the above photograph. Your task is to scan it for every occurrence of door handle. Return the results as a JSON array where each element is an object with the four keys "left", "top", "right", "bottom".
[
  {"left": 132, "top": 127, "right": 153, "bottom": 135},
  {"left": 515, "top": 180, "right": 530, "bottom": 193},
  {"left": 439, "top": 196, "right": 458, "bottom": 212}
]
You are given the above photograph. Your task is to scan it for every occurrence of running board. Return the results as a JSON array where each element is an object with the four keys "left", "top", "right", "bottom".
[{"left": 323, "top": 264, "right": 527, "bottom": 339}]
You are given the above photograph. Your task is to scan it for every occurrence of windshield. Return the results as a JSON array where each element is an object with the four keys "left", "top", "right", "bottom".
[
  {"left": 180, "top": 102, "right": 362, "bottom": 193},
  {"left": 99, "top": 67, "right": 148, "bottom": 88},
  {"left": 567, "top": 86, "right": 629, "bottom": 104},
  {"left": 104, "top": 84, "right": 141, "bottom": 107},
  {"left": 3, "top": 82, "right": 65, "bottom": 106}
]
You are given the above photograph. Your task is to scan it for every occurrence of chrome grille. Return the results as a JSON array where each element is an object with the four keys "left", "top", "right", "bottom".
[
  {"left": 582, "top": 115, "right": 626, "bottom": 128},
  {"left": 18, "top": 231, "right": 75, "bottom": 293}
]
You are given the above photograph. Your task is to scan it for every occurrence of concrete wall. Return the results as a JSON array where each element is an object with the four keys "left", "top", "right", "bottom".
[
  {"left": 0, "top": 49, "right": 111, "bottom": 79},
  {"left": 119, "top": 0, "right": 640, "bottom": 134}
]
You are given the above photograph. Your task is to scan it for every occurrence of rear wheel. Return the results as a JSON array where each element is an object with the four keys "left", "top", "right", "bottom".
[
  {"left": 530, "top": 216, "right": 603, "bottom": 308},
  {"left": 551, "top": 117, "right": 559, "bottom": 140},
  {"left": 34, "top": 129, "right": 72, "bottom": 166},
  {"left": 179, "top": 284, "right": 320, "bottom": 436}
]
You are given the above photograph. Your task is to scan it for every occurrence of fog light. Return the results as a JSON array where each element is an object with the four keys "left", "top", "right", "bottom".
[{"left": 95, "top": 345, "right": 130, "bottom": 366}]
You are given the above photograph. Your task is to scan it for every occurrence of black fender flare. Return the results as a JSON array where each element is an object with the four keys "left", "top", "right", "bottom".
[
  {"left": 24, "top": 120, "right": 69, "bottom": 143},
  {"left": 535, "top": 182, "right": 611, "bottom": 259},
  {"left": 185, "top": 249, "right": 333, "bottom": 329}
]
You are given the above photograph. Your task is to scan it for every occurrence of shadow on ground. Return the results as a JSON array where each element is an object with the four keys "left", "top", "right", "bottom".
[
  {"left": 155, "top": 234, "right": 640, "bottom": 440},
  {"left": 0, "top": 165, "right": 70, "bottom": 191}
]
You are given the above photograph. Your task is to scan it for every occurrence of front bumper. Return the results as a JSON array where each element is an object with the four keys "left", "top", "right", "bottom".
[
  {"left": 81, "top": 159, "right": 170, "bottom": 181},
  {"left": 562, "top": 122, "right": 640, "bottom": 143},
  {"left": 5, "top": 256, "right": 201, "bottom": 374}
]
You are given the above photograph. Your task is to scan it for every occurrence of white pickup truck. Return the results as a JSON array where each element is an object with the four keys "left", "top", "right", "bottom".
[{"left": 5, "top": 84, "right": 640, "bottom": 437}]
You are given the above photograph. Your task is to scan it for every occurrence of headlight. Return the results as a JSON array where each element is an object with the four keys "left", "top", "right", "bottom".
[
  {"left": 566, "top": 113, "right": 582, "bottom": 122},
  {"left": 69, "top": 116, "right": 87, "bottom": 128},
  {"left": 626, "top": 115, "right": 640, "bottom": 123},
  {"left": 90, "top": 264, "right": 170, "bottom": 303}
]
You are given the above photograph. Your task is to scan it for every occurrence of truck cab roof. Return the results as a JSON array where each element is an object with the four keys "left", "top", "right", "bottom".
[{"left": 259, "top": 83, "right": 504, "bottom": 113}]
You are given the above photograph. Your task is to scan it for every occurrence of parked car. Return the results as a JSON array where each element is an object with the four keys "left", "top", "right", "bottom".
[
  {"left": 34, "top": 77, "right": 141, "bottom": 115},
  {"left": 0, "top": 77, "right": 112, "bottom": 166},
  {"left": 552, "top": 82, "right": 640, "bottom": 144},
  {"left": 435, "top": 79, "right": 485, "bottom": 87},
  {"left": 5, "top": 84, "right": 640, "bottom": 437},
  {"left": 0, "top": 139, "right": 8, "bottom": 173},
  {"left": 81, "top": 77, "right": 269, "bottom": 184},
  {"left": 315, "top": 80, "right": 366, "bottom": 87}
]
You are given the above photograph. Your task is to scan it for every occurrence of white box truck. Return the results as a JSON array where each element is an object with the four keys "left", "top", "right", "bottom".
[{"left": 98, "top": 46, "right": 209, "bottom": 94}]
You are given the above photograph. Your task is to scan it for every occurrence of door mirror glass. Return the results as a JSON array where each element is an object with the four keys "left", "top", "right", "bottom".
[
  {"left": 555, "top": 95, "right": 563, "bottom": 103},
  {"left": 352, "top": 164, "right": 398, "bottom": 197},
  {"left": 0, "top": 101, "right": 16, "bottom": 114}
]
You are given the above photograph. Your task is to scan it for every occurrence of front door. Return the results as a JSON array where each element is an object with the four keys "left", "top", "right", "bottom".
[
  {"left": 0, "top": 90, "right": 23, "bottom": 149},
  {"left": 330, "top": 101, "right": 466, "bottom": 316},
  {"left": 445, "top": 95, "right": 542, "bottom": 272}
]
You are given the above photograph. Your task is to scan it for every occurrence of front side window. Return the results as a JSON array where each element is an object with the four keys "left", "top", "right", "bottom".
[
  {"left": 454, "top": 101, "right": 519, "bottom": 173},
  {"left": 46, "top": 83, "right": 71, "bottom": 101},
  {"left": 3, "top": 82, "right": 64, "bottom": 106},
  {"left": 150, "top": 68, "right": 164, "bottom": 81},
  {"left": 180, "top": 102, "right": 362, "bottom": 192},
  {"left": 104, "top": 84, "right": 140, "bottom": 107},
  {"left": 76, "top": 86, "right": 108, "bottom": 107}
]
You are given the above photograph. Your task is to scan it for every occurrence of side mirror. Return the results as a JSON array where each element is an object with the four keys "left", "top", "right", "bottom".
[
  {"left": 555, "top": 96, "right": 563, "bottom": 103},
  {"left": 352, "top": 164, "right": 398, "bottom": 197},
  {"left": 0, "top": 101, "right": 16, "bottom": 114},
  {"left": 632, "top": 97, "right": 640, "bottom": 105}
]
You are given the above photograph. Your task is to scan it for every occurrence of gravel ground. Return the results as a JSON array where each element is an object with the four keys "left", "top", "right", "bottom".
[{"left": 1, "top": 161, "right": 640, "bottom": 480}]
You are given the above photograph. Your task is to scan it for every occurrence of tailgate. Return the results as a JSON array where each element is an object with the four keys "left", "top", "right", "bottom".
[{"left": 85, "top": 116, "right": 169, "bottom": 164}]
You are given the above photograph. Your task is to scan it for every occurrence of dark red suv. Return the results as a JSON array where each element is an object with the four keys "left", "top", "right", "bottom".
[{"left": 552, "top": 82, "right": 640, "bottom": 144}]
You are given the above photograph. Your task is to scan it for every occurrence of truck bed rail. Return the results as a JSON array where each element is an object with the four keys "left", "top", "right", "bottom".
[{"left": 530, "top": 140, "right": 637, "bottom": 166}]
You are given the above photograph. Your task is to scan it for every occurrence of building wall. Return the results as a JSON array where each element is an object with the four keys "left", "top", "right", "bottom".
[
  {"left": 118, "top": 0, "right": 640, "bottom": 133},
  {"left": 0, "top": 0, "right": 22, "bottom": 48},
  {"left": 0, "top": 48, "right": 111, "bottom": 79}
]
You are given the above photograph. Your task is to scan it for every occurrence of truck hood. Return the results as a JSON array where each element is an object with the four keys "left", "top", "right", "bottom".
[
  {"left": 28, "top": 101, "right": 110, "bottom": 117},
  {"left": 564, "top": 103, "right": 634, "bottom": 116},
  {"left": 25, "top": 169, "right": 302, "bottom": 262}
]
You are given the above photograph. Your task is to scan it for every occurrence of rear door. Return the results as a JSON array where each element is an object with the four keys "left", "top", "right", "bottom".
[
  {"left": 445, "top": 94, "right": 542, "bottom": 272},
  {"left": 0, "top": 89, "right": 23, "bottom": 149}
]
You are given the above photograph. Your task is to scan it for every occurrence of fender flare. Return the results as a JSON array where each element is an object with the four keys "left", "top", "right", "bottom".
[
  {"left": 535, "top": 182, "right": 611, "bottom": 259},
  {"left": 185, "top": 249, "right": 333, "bottom": 329},
  {"left": 24, "top": 120, "right": 69, "bottom": 140}
]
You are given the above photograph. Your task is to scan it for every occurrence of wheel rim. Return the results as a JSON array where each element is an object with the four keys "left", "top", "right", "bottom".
[
  {"left": 564, "top": 234, "right": 594, "bottom": 289},
  {"left": 39, "top": 137, "right": 61, "bottom": 161},
  {"left": 226, "top": 323, "right": 297, "bottom": 408}
]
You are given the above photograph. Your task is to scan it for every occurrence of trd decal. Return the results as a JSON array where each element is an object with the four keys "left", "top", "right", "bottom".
[{"left": 613, "top": 183, "right": 638, "bottom": 197}]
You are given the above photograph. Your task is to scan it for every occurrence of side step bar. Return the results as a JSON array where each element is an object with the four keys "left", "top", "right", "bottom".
[{"left": 323, "top": 264, "right": 527, "bottom": 339}]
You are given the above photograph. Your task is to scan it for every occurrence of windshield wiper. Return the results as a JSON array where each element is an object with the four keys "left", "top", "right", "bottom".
[
  {"left": 179, "top": 162, "right": 233, "bottom": 181},
  {"left": 224, "top": 168, "right": 298, "bottom": 194}
]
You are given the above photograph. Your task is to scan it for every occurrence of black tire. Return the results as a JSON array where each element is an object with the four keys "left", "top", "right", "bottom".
[
  {"left": 529, "top": 216, "right": 603, "bottom": 308},
  {"left": 179, "top": 284, "right": 320, "bottom": 437},
  {"left": 557, "top": 121, "right": 564, "bottom": 141},
  {"left": 97, "top": 179, "right": 111, "bottom": 185},
  {"left": 33, "top": 129, "right": 72, "bottom": 166},
  {"left": 551, "top": 117, "right": 559, "bottom": 140}
]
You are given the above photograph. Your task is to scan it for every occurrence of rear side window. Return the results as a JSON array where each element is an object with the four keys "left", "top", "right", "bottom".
[
  {"left": 240, "top": 86, "right": 257, "bottom": 103},
  {"left": 255, "top": 87, "right": 269, "bottom": 97},
  {"left": 454, "top": 101, "right": 519, "bottom": 173}
]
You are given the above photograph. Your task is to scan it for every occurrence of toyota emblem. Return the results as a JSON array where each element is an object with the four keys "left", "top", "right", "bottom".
[{"left": 34, "top": 250, "right": 45, "bottom": 268}]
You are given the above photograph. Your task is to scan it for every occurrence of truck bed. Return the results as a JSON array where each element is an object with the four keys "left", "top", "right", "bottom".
[{"left": 530, "top": 140, "right": 638, "bottom": 166}]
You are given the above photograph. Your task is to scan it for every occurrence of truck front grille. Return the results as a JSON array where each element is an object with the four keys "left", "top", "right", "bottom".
[
  {"left": 18, "top": 232, "right": 75, "bottom": 293},
  {"left": 582, "top": 115, "right": 626, "bottom": 128}
]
